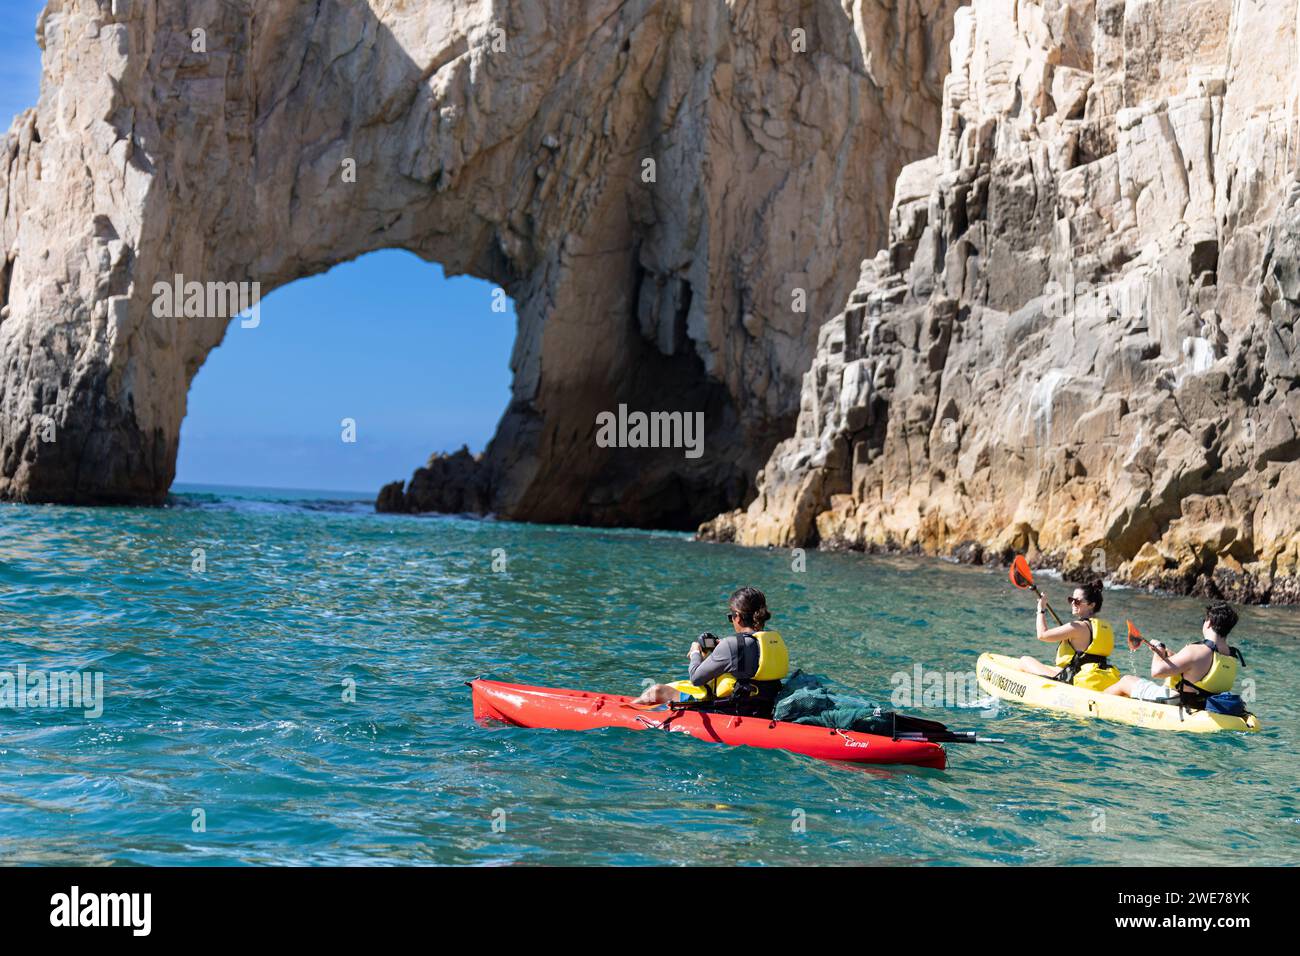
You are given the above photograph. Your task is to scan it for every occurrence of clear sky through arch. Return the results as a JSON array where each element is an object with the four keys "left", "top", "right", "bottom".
[{"left": 177, "top": 251, "right": 515, "bottom": 493}]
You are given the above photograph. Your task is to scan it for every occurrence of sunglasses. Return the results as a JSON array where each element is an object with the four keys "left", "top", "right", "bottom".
[
  {"left": 727, "top": 611, "right": 738, "bottom": 622},
  {"left": 1068, "top": 596, "right": 1089, "bottom": 605}
]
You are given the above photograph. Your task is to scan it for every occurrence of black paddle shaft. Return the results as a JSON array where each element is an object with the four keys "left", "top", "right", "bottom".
[
  {"left": 1029, "top": 583, "right": 1064, "bottom": 626},
  {"left": 1011, "top": 562, "right": 1064, "bottom": 626}
]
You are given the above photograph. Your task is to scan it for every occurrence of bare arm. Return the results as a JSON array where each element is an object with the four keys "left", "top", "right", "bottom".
[
  {"left": 1151, "top": 644, "right": 1203, "bottom": 680},
  {"left": 1037, "top": 620, "right": 1090, "bottom": 647},
  {"left": 1034, "top": 594, "right": 1088, "bottom": 647}
]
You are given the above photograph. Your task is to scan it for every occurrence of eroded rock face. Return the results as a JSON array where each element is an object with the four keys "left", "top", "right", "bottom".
[
  {"left": 377, "top": 445, "right": 489, "bottom": 515},
  {"left": 702, "top": 0, "right": 1300, "bottom": 603},
  {"left": 0, "top": 0, "right": 959, "bottom": 528}
]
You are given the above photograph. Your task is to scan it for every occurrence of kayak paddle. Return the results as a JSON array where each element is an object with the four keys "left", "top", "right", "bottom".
[
  {"left": 892, "top": 731, "right": 1005, "bottom": 744},
  {"left": 1009, "top": 554, "right": 1063, "bottom": 625},
  {"left": 883, "top": 711, "right": 1003, "bottom": 744},
  {"left": 1124, "top": 619, "right": 1174, "bottom": 664},
  {"left": 1125, "top": 619, "right": 1186, "bottom": 717}
]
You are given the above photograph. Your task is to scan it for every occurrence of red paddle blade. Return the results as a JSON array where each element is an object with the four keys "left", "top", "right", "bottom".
[
  {"left": 1125, "top": 619, "right": 1143, "bottom": 651},
  {"left": 1009, "top": 554, "right": 1034, "bottom": 589}
]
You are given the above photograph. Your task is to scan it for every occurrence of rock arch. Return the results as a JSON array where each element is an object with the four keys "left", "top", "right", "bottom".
[{"left": 0, "top": 0, "right": 960, "bottom": 525}]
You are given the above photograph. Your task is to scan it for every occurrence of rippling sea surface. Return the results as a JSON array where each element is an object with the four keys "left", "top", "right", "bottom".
[{"left": 1, "top": 484, "right": 1297, "bottom": 865}]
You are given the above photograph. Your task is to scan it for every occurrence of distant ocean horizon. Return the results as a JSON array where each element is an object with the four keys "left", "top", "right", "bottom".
[{"left": 170, "top": 481, "right": 378, "bottom": 501}]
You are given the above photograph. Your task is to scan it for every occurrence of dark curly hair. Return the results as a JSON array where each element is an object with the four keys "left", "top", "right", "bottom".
[
  {"left": 1205, "top": 601, "right": 1238, "bottom": 638},
  {"left": 729, "top": 587, "right": 771, "bottom": 629}
]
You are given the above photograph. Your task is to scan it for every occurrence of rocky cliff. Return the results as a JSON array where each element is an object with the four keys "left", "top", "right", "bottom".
[
  {"left": 8, "top": 0, "right": 1299, "bottom": 601},
  {"left": 0, "top": 0, "right": 959, "bottom": 528},
  {"left": 702, "top": 0, "right": 1300, "bottom": 603}
]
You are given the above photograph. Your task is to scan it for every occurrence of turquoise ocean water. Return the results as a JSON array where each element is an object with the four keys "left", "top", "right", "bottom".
[{"left": 1, "top": 484, "right": 1296, "bottom": 865}]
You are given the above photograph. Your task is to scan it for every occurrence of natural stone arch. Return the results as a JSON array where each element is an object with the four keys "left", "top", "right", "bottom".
[{"left": 0, "top": 0, "right": 961, "bottom": 526}]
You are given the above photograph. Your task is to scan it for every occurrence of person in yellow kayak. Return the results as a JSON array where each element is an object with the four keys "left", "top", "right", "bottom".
[
  {"left": 631, "top": 586, "right": 790, "bottom": 717},
  {"left": 1106, "top": 602, "right": 1245, "bottom": 706},
  {"left": 1017, "top": 578, "right": 1121, "bottom": 690}
]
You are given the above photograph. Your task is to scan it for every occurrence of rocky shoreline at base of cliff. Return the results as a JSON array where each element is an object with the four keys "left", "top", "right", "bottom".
[{"left": 696, "top": 527, "right": 1300, "bottom": 607}]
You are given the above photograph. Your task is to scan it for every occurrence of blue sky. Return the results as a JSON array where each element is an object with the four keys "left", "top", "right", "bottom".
[
  {"left": 2, "top": 6, "right": 515, "bottom": 494},
  {"left": 176, "top": 253, "right": 515, "bottom": 493},
  {"left": 0, "top": 2, "right": 45, "bottom": 127}
]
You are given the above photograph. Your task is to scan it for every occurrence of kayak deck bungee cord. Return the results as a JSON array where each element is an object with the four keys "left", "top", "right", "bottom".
[
  {"left": 976, "top": 654, "right": 1261, "bottom": 733},
  {"left": 469, "top": 678, "right": 950, "bottom": 768}
]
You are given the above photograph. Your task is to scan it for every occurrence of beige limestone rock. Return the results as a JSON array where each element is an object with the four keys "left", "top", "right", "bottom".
[
  {"left": 0, "top": 0, "right": 961, "bottom": 529},
  {"left": 701, "top": 0, "right": 1300, "bottom": 604}
]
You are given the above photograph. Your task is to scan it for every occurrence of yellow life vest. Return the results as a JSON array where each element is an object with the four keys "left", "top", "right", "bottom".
[
  {"left": 1054, "top": 618, "right": 1121, "bottom": 691},
  {"left": 672, "top": 630, "right": 790, "bottom": 701},
  {"left": 1167, "top": 642, "right": 1238, "bottom": 695}
]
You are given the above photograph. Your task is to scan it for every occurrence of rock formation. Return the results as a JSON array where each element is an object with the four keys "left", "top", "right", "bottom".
[
  {"left": 702, "top": 0, "right": 1300, "bottom": 603},
  {"left": 378, "top": 445, "right": 489, "bottom": 515},
  {"left": 0, "top": 0, "right": 959, "bottom": 529},
  {"left": 9, "top": 0, "right": 1298, "bottom": 601}
]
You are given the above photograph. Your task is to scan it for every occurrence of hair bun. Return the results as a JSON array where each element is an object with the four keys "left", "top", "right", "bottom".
[{"left": 729, "top": 586, "right": 770, "bottom": 628}]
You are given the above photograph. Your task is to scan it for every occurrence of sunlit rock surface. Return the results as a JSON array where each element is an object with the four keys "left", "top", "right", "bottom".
[
  {"left": 701, "top": 0, "right": 1300, "bottom": 603},
  {"left": 0, "top": 0, "right": 958, "bottom": 529}
]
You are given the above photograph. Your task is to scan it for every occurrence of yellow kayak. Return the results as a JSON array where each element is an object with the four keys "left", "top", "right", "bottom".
[{"left": 976, "top": 654, "right": 1261, "bottom": 734}]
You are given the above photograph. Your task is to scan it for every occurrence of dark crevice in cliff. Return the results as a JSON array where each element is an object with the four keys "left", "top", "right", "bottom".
[{"left": 0, "top": 254, "right": 12, "bottom": 322}]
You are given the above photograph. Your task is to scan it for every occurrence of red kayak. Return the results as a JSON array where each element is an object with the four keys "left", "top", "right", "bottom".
[{"left": 469, "top": 678, "right": 947, "bottom": 769}]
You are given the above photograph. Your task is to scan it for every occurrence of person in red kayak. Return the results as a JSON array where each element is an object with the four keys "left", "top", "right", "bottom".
[
  {"left": 1017, "top": 578, "right": 1121, "bottom": 691},
  {"left": 630, "top": 586, "right": 790, "bottom": 717}
]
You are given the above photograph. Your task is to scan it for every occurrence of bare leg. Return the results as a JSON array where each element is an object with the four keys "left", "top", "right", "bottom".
[
  {"left": 1106, "top": 675, "right": 1139, "bottom": 697},
  {"left": 1017, "top": 656, "right": 1060, "bottom": 678},
  {"left": 631, "top": 683, "right": 679, "bottom": 706}
]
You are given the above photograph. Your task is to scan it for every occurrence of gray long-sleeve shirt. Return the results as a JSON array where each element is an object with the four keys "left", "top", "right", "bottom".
[{"left": 688, "top": 633, "right": 760, "bottom": 687}]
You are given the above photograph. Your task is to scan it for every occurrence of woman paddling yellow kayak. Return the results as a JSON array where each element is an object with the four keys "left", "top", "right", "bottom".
[
  {"left": 1011, "top": 563, "right": 1120, "bottom": 691},
  {"left": 1107, "top": 602, "right": 1247, "bottom": 709}
]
